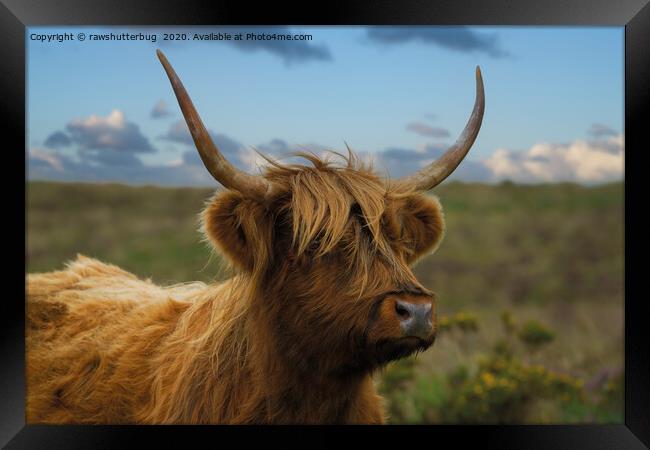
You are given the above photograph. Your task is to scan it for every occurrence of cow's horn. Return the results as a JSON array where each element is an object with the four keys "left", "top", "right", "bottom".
[
  {"left": 395, "top": 67, "right": 485, "bottom": 191},
  {"left": 157, "top": 50, "right": 274, "bottom": 201}
]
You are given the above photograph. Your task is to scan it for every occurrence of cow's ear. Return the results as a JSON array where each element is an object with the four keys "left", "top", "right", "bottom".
[
  {"left": 202, "top": 191, "right": 273, "bottom": 272},
  {"left": 398, "top": 195, "right": 445, "bottom": 264}
]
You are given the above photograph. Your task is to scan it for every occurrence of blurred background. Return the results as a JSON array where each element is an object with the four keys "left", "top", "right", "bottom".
[{"left": 26, "top": 25, "right": 624, "bottom": 423}]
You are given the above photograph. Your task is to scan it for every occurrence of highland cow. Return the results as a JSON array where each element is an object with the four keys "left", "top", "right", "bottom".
[{"left": 25, "top": 50, "right": 485, "bottom": 424}]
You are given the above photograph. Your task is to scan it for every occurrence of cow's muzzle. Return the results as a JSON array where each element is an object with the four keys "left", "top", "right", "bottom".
[{"left": 394, "top": 299, "right": 434, "bottom": 340}]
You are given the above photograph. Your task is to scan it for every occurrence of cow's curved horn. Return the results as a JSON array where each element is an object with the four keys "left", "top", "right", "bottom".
[
  {"left": 157, "top": 50, "right": 274, "bottom": 201},
  {"left": 395, "top": 67, "right": 485, "bottom": 191}
]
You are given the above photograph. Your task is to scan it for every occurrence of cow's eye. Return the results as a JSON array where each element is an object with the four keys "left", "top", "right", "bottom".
[
  {"left": 308, "top": 238, "right": 321, "bottom": 252},
  {"left": 381, "top": 212, "right": 401, "bottom": 242}
]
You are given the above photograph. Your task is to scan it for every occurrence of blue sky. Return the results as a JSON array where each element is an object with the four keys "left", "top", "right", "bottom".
[{"left": 27, "top": 26, "right": 624, "bottom": 186}]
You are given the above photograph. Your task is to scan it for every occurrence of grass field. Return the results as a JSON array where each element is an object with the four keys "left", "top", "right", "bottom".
[{"left": 26, "top": 180, "right": 624, "bottom": 423}]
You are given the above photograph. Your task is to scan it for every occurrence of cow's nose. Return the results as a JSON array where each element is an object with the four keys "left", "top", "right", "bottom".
[{"left": 395, "top": 299, "right": 433, "bottom": 340}]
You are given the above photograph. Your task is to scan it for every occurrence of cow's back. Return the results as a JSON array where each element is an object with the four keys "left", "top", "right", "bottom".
[{"left": 26, "top": 255, "right": 202, "bottom": 423}]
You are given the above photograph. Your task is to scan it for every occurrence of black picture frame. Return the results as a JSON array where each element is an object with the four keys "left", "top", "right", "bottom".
[{"left": 3, "top": 1, "right": 649, "bottom": 448}]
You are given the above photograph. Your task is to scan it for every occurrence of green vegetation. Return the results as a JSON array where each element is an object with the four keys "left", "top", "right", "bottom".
[
  {"left": 517, "top": 319, "right": 555, "bottom": 351},
  {"left": 27, "top": 182, "right": 222, "bottom": 283},
  {"left": 26, "top": 180, "right": 624, "bottom": 423},
  {"left": 379, "top": 311, "right": 620, "bottom": 423}
]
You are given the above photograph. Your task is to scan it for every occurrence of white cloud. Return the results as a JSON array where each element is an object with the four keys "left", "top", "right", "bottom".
[
  {"left": 71, "top": 109, "right": 125, "bottom": 130},
  {"left": 406, "top": 122, "right": 450, "bottom": 138},
  {"left": 165, "top": 158, "right": 184, "bottom": 167},
  {"left": 65, "top": 109, "right": 156, "bottom": 153},
  {"left": 151, "top": 100, "right": 172, "bottom": 119},
  {"left": 484, "top": 135, "right": 624, "bottom": 184},
  {"left": 238, "top": 147, "right": 270, "bottom": 173},
  {"left": 587, "top": 123, "right": 618, "bottom": 138},
  {"left": 29, "top": 148, "right": 64, "bottom": 171},
  {"left": 30, "top": 106, "right": 625, "bottom": 187}
]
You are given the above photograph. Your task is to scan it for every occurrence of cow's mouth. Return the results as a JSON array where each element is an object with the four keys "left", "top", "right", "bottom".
[
  {"left": 333, "top": 335, "right": 435, "bottom": 378},
  {"left": 373, "top": 335, "right": 435, "bottom": 365}
]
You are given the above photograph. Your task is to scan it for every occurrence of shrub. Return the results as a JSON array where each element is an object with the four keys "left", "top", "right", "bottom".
[
  {"left": 518, "top": 319, "right": 555, "bottom": 350},
  {"left": 500, "top": 310, "right": 517, "bottom": 335},
  {"left": 436, "top": 312, "right": 479, "bottom": 335},
  {"left": 379, "top": 309, "right": 603, "bottom": 424},
  {"left": 378, "top": 356, "right": 419, "bottom": 423},
  {"left": 453, "top": 312, "right": 480, "bottom": 332},
  {"left": 429, "top": 353, "right": 586, "bottom": 423}
]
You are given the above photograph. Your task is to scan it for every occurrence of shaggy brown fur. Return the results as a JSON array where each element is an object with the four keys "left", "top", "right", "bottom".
[{"left": 26, "top": 151, "right": 445, "bottom": 424}]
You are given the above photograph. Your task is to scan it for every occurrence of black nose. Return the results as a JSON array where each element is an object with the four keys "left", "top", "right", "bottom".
[{"left": 395, "top": 299, "right": 433, "bottom": 339}]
